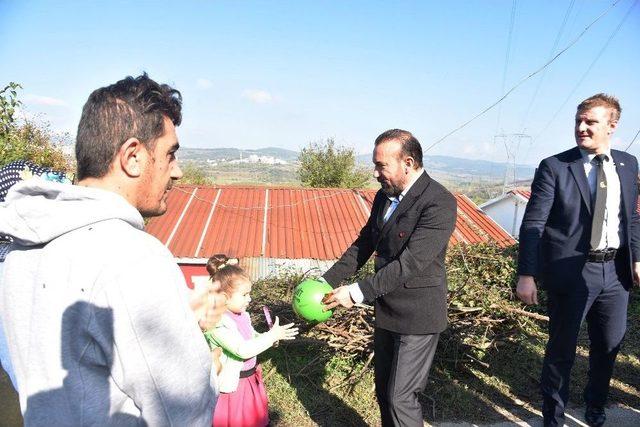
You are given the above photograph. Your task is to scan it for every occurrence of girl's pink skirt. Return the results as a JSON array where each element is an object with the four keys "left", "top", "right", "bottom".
[{"left": 213, "top": 366, "right": 269, "bottom": 427}]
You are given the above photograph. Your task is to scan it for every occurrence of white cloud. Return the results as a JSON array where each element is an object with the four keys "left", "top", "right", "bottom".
[
  {"left": 242, "top": 89, "right": 273, "bottom": 104},
  {"left": 24, "top": 94, "right": 67, "bottom": 107},
  {"left": 196, "top": 78, "right": 213, "bottom": 89}
]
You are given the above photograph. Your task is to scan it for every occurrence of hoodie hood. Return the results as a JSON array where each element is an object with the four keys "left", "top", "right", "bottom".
[{"left": 0, "top": 179, "right": 144, "bottom": 246}]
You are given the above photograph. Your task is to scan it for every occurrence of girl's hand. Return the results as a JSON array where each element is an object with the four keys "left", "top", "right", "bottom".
[
  {"left": 270, "top": 316, "right": 299, "bottom": 341},
  {"left": 191, "top": 280, "right": 227, "bottom": 331}
]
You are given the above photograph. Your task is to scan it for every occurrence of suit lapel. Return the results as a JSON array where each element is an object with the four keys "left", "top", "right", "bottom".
[
  {"left": 568, "top": 148, "right": 592, "bottom": 215},
  {"left": 612, "top": 150, "right": 633, "bottom": 220},
  {"left": 378, "top": 171, "right": 430, "bottom": 237},
  {"left": 376, "top": 196, "right": 391, "bottom": 229}
]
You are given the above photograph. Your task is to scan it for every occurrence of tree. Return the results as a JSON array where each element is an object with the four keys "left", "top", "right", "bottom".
[
  {"left": 179, "top": 161, "right": 211, "bottom": 185},
  {"left": 297, "top": 138, "right": 370, "bottom": 188},
  {"left": 0, "top": 83, "right": 21, "bottom": 136},
  {"left": 0, "top": 82, "right": 72, "bottom": 172}
]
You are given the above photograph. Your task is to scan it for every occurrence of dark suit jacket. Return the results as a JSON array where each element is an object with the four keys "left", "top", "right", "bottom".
[
  {"left": 518, "top": 146, "right": 640, "bottom": 291},
  {"left": 323, "top": 171, "right": 457, "bottom": 334}
]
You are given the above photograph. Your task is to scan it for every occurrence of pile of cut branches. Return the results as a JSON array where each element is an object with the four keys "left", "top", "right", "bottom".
[
  {"left": 251, "top": 243, "right": 547, "bottom": 378},
  {"left": 312, "top": 305, "right": 374, "bottom": 357},
  {"left": 441, "top": 243, "right": 547, "bottom": 369}
]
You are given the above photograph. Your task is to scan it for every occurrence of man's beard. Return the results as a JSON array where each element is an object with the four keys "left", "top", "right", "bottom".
[{"left": 379, "top": 181, "right": 402, "bottom": 197}]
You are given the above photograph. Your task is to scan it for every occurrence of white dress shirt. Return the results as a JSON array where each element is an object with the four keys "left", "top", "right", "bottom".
[
  {"left": 348, "top": 169, "right": 425, "bottom": 303},
  {"left": 581, "top": 149, "right": 622, "bottom": 250}
]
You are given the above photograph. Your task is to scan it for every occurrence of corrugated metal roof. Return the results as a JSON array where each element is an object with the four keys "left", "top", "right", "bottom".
[
  {"left": 266, "top": 188, "right": 370, "bottom": 259},
  {"left": 176, "top": 257, "right": 336, "bottom": 286},
  {"left": 240, "top": 257, "right": 335, "bottom": 281},
  {"left": 453, "top": 194, "right": 514, "bottom": 247},
  {"left": 510, "top": 188, "right": 531, "bottom": 200},
  {"left": 145, "top": 185, "right": 516, "bottom": 260}
]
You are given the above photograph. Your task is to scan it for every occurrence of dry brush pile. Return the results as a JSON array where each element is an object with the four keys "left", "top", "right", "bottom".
[{"left": 251, "top": 243, "right": 547, "bottom": 387}]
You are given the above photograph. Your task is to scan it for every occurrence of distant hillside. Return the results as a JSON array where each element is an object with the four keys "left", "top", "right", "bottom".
[
  {"left": 180, "top": 147, "right": 536, "bottom": 185},
  {"left": 356, "top": 153, "right": 536, "bottom": 180},
  {"left": 180, "top": 147, "right": 299, "bottom": 161}
]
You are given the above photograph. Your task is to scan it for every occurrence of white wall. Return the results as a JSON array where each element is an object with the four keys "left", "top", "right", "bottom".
[{"left": 482, "top": 197, "right": 527, "bottom": 238}]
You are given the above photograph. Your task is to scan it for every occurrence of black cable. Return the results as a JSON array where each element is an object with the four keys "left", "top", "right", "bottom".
[
  {"left": 424, "top": 0, "right": 625, "bottom": 153},
  {"left": 624, "top": 129, "right": 640, "bottom": 152},
  {"left": 519, "top": 0, "right": 576, "bottom": 131},
  {"left": 533, "top": 0, "right": 636, "bottom": 143},
  {"left": 496, "top": 0, "right": 519, "bottom": 134}
]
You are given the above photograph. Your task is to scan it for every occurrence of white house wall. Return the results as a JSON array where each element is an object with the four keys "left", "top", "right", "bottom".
[
  {"left": 240, "top": 257, "right": 335, "bottom": 281},
  {"left": 482, "top": 198, "right": 526, "bottom": 238}
]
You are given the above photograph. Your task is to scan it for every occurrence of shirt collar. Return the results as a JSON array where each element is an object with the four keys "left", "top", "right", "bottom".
[
  {"left": 388, "top": 168, "right": 425, "bottom": 202},
  {"left": 580, "top": 148, "right": 612, "bottom": 164}
]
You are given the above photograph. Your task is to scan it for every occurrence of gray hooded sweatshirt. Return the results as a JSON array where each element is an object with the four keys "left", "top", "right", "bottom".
[{"left": 0, "top": 179, "right": 215, "bottom": 426}]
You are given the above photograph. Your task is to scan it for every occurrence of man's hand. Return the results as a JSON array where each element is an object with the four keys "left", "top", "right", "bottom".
[
  {"left": 633, "top": 262, "right": 640, "bottom": 288},
  {"left": 322, "top": 286, "right": 355, "bottom": 311},
  {"left": 516, "top": 275, "right": 538, "bottom": 305}
]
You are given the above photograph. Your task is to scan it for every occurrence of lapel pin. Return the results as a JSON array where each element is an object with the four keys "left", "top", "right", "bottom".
[
  {"left": 399, "top": 231, "right": 407, "bottom": 238},
  {"left": 620, "top": 162, "right": 624, "bottom": 166}
]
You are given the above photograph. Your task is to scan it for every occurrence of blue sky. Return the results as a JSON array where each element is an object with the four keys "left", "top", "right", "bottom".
[{"left": 1, "top": 0, "right": 638, "bottom": 165}]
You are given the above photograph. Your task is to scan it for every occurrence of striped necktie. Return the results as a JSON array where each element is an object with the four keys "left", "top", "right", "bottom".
[{"left": 590, "top": 154, "right": 608, "bottom": 250}]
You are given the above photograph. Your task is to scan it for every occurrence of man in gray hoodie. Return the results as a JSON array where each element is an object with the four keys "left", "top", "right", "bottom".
[{"left": 0, "top": 74, "right": 217, "bottom": 426}]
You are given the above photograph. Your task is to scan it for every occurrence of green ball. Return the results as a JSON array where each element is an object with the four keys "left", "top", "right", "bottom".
[{"left": 292, "top": 279, "right": 333, "bottom": 323}]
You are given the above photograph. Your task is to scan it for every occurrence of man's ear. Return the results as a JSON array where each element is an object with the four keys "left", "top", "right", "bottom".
[
  {"left": 608, "top": 120, "right": 618, "bottom": 134},
  {"left": 119, "top": 138, "right": 146, "bottom": 177},
  {"left": 404, "top": 156, "right": 414, "bottom": 172}
]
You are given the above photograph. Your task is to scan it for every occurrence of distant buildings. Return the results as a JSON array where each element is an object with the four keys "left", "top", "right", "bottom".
[{"left": 208, "top": 154, "right": 288, "bottom": 165}]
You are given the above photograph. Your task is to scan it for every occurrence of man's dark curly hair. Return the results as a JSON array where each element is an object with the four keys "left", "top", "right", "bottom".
[{"left": 75, "top": 73, "right": 182, "bottom": 180}]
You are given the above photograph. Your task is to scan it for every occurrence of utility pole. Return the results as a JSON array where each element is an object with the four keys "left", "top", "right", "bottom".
[{"left": 494, "top": 132, "right": 532, "bottom": 195}]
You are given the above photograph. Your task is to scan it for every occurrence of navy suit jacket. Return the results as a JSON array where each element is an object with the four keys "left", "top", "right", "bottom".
[
  {"left": 518, "top": 146, "right": 640, "bottom": 291},
  {"left": 323, "top": 171, "right": 457, "bottom": 334}
]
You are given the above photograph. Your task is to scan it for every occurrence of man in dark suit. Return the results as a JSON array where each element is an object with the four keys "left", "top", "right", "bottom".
[
  {"left": 517, "top": 93, "right": 640, "bottom": 427},
  {"left": 322, "top": 129, "right": 457, "bottom": 427}
]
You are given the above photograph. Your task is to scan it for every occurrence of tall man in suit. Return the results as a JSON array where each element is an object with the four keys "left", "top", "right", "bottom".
[
  {"left": 517, "top": 94, "right": 640, "bottom": 427},
  {"left": 323, "top": 129, "right": 457, "bottom": 427}
]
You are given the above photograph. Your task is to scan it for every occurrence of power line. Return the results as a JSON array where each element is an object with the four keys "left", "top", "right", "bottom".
[
  {"left": 424, "top": 0, "right": 625, "bottom": 153},
  {"left": 488, "top": 0, "right": 519, "bottom": 185},
  {"left": 173, "top": 185, "right": 361, "bottom": 211},
  {"left": 495, "top": 0, "right": 519, "bottom": 134},
  {"left": 519, "top": 0, "right": 576, "bottom": 131},
  {"left": 624, "top": 129, "right": 640, "bottom": 151},
  {"left": 533, "top": 0, "right": 637, "bottom": 143}
]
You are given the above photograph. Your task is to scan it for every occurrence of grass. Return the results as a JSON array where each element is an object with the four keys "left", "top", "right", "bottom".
[
  {"left": 2, "top": 251, "right": 638, "bottom": 426},
  {"left": 250, "top": 249, "right": 640, "bottom": 426},
  {"left": 0, "top": 368, "right": 21, "bottom": 427},
  {"left": 261, "top": 345, "right": 379, "bottom": 426},
  {"left": 256, "top": 294, "right": 639, "bottom": 426}
]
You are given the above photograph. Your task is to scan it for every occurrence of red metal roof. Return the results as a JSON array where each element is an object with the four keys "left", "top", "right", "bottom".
[
  {"left": 452, "top": 194, "right": 514, "bottom": 247},
  {"left": 266, "top": 188, "right": 370, "bottom": 259},
  {"left": 509, "top": 188, "right": 531, "bottom": 200},
  {"left": 145, "top": 185, "right": 516, "bottom": 260}
]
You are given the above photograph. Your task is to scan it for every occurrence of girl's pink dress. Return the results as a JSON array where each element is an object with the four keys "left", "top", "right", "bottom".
[{"left": 213, "top": 312, "right": 269, "bottom": 427}]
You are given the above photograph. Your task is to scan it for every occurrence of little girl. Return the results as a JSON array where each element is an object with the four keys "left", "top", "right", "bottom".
[{"left": 205, "top": 254, "right": 298, "bottom": 427}]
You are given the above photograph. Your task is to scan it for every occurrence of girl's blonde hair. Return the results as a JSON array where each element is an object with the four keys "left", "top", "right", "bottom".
[{"left": 206, "top": 254, "right": 250, "bottom": 293}]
